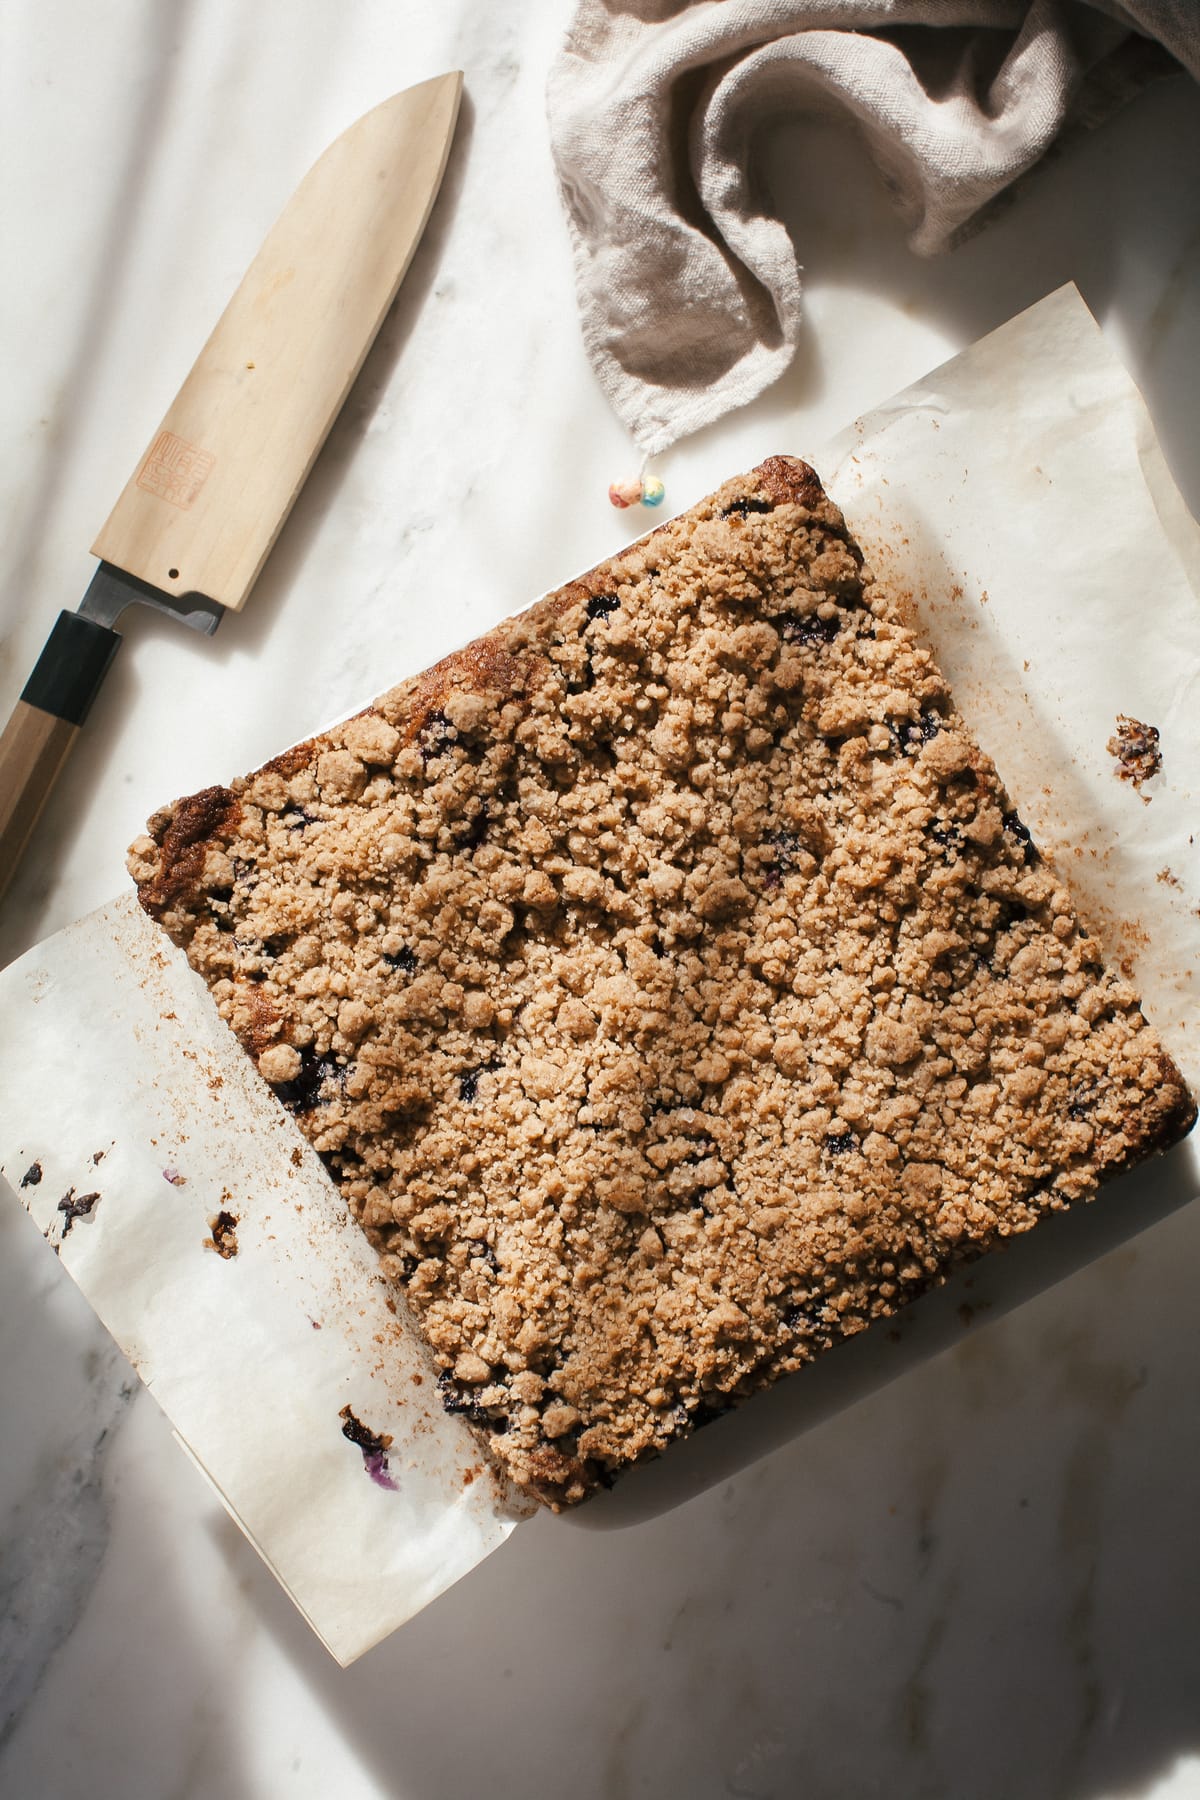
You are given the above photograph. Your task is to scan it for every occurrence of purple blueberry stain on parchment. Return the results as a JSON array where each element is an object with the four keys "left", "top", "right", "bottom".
[{"left": 339, "top": 1405, "right": 399, "bottom": 1490}]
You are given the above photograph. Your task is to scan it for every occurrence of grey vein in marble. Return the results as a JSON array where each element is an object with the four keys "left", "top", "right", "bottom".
[{"left": 0, "top": 1376, "right": 131, "bottom": 1749}]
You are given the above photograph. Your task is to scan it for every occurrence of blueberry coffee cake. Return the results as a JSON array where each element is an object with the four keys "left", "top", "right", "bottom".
[{"left": 129, "top": 456, "right": 1195, "bottom": 1507}]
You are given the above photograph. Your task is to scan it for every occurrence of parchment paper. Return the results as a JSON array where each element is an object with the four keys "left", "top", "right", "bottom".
[
  {"left": 2, "top": 285, "right": 1197, "bottom": 1658},
  {"left": 820, "top": 284, "right": 1200, "bottom": 1093},
  {"left": 0, "top": 898, "right": 534, "bottom": 1666}
]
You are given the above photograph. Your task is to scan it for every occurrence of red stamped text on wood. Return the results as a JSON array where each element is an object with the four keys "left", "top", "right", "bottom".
[{"left": 136, "top": 431, "right": 215, "bottom": 510}]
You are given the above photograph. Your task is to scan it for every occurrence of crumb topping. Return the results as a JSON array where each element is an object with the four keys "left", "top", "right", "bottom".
[
  {"left": 128, "top": 456, "right": 1195, "bottom": 1506},
  {"left": 1107, "top": 713, "right": 1162, "bottom": 796}
]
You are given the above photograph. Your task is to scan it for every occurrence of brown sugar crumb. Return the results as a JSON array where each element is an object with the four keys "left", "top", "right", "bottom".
[
  {"left": 128, "top": 456, "right": 1196, "bottom": 1509},
  {"left": 1108, "top": 714, "right": 1162, "bottom": 796},
  {"left": 205, "top": 1210, "right": 239, "bottom": 1259}
]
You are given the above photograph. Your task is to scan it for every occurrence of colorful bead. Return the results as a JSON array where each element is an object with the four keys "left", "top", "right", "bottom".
[
  {"left": 641, "top": 475, "right": 665, "bottom": 507},
  {"left": 608, "top": 476, "right": 642, "bottom": 509}
]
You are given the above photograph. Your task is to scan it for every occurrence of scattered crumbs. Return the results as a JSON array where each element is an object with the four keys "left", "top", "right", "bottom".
[
  {"left": 1023, "top": 659, "right": 1030, "bottom": 673},
  {"left": 411, "top": 1372, "right": 424, "bottom": 1386},
  {"left": 162, "top": 1166, "right": 187, "bottom": 1186},
  {"left": 978, "top": 589, "right": 989, "bottom": 606},
  {"left": 205, "top": 1210, "right": 239, "bottom": 1258},
  {"left": 1156, "top": 867, "right": 1181, "bottom": 889},
  {"left": 92, "top": 1150, "right": 105, "bottom": 1166},
  {"left": 290, "top": 1147, "right": 303, "bottom": 1168},
  {"left": 1125, "top": 918, "right": 1149, "bottom": 949},
  {"left": 58, "top": 1189, "right": 101, "bottom": 1237},
  {"left": 950, "top": 582, "right": 964, "bottom": 601},
  {"left": 309, "top": 1316, "right": 323, "bottom": 1331},
  {"left": 339, "top": 1405, "right": 398, "bottom": 1490},
  {"left": 1108, "top": 714, "right": 1162, "bottom": 797},
  {"left": 19, "top": 1162, "right": 42, "bottom": 1189}
]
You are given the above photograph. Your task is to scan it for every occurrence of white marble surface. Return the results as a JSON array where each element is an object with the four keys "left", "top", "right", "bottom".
[{"left": 2, "top": 4, "right": 1199, "bottom": 1795}]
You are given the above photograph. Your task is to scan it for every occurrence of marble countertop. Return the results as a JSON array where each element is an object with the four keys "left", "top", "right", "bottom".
[{"left": 2, "top": 4, "right": 1199, "bottom": 1796}]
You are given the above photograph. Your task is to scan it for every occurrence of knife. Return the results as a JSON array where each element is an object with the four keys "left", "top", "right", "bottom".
[{"left": 0, "top": 70, "right": 462, "bottom": 902}]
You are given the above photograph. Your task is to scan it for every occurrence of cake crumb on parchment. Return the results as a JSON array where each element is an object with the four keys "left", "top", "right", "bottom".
[{"left": 1108, "top": 713, "right": 1162, "bottom": 797}]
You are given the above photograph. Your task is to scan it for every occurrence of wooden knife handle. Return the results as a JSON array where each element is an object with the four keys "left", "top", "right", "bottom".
[{"left": 0, "top": 612, "right": 122, "bottom": 902}]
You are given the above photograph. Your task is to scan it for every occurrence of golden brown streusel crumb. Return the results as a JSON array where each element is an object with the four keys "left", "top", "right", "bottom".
[{"left": 128, "top": 456, "right": 1195, "bottom": 1508}]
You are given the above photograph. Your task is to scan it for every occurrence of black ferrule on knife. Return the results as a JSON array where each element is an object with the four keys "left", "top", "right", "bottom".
[{"left": 20, "top": 612, "right": 122, "bottom": 727}]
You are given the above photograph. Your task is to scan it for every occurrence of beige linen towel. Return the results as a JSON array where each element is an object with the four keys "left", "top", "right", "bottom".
[{"left": 548, "top": 1, "right": 1198, "bottom": 454}]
